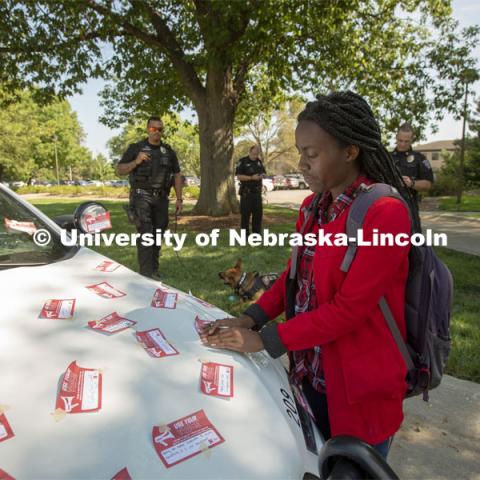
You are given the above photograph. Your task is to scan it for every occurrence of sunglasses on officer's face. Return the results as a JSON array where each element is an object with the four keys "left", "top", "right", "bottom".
[{"left": 148, "top": 126, "right": 163, "bottom": 133}]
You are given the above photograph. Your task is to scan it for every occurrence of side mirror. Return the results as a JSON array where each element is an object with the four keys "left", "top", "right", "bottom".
[
  {"left": 319, "top": 436, "right": 399, "bottom": 480},
  {"left": 53, "top": 201, "right": 111, "bottom": 234}
]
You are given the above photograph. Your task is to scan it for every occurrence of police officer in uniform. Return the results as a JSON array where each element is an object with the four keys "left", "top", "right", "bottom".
[
  {"left": 116, "top": 116, "right": 183, "bottom": 279},
  {"left": 235, "top": 145, "right": 266, "bottom": 236},
  {"left": 391, "top": 123, "right": 434, "bottom": 232}
]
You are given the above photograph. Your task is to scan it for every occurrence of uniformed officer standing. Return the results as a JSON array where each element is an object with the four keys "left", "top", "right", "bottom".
[
  {"left": 116, "top": 116, "right": 183, "bottom": 280},
  {"left": 391, "top": 123, "right": 434, "bottom": 232},
  {"left": 235, "top": 145, "right": 266, "bottom": 236}
]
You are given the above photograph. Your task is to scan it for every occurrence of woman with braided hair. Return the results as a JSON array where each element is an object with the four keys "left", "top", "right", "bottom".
[{"left": 202, "top": 91, "right": 412, "bottom": 459}]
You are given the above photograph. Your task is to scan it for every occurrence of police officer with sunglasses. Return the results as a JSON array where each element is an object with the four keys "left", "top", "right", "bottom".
[{"left": 116, "top": 116, "right": 183, "bottom": 280}]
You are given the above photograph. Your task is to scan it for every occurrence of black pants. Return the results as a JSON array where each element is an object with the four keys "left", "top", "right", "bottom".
[
  {"left": 302, "top": 378, "right": 332, "bottom": 440},
  {"left": 240, "top": 191, "right": 263, "bottom": 235},
  {"left": 131, "top": 190, "right": 169, "bottom": 277}
]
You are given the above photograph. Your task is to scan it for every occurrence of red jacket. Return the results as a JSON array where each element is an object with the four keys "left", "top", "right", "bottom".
[{"left": 255, "top": 193, "right": 410, "bottom": 444}]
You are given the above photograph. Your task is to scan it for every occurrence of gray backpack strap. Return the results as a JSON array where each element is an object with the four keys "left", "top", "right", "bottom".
[
  {"left": 379, "top": 297, "right": 415, "bottom": 371},
  {"left": 289, "top": 193, "right": 321, "bottom": 280},
  {"left": 340, "top": 183, "right": 404, "bottom": 273}
]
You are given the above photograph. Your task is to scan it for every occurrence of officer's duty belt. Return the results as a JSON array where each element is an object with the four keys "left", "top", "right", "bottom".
[{"left": 133, "top": 187, "right": 167, "bottom": 197}]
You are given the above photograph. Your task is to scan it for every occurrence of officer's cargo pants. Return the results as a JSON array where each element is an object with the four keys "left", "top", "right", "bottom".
[
  {"left": 131, "top": 190, "right": 169, "bottom": 277},
  {"left": 240, "top": 191, "right": 263, "bottom": 235}
]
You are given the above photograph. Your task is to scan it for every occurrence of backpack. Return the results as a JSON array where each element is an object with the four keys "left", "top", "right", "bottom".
[{"left": 341, "top": 183, "right": 453, "bottom": 401}]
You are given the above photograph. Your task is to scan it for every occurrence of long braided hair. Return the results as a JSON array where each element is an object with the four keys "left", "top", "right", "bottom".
[{"left": 297, "top": 91, "right": 420, "bottom": 232}]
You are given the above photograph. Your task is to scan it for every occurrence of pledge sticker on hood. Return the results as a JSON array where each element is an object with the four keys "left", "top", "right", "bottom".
[
  {"left": 39, "top": 299, "right": 76, "bottom": 320},
  {"left": 55, "top": 361, "right": 102, "bottom": 414},
  {"left": 194, "top": 316, "right": 212, "bottom": 337},
  {"left": 151, "top": 289, "right": 177, "bottom": 309},
  {"left": 0, "top": 413, "right": 14, "bottom": 443},
  {"left": 95, "top": 260, "right": 121, "bottom": 272},
  {"left": 200, "top": 362, "right": 233, "bottom": 398},
  {"left": 0, "top": 469, "right": 15, "bottom": 480},
  {"left": 4, "top": 217, "right": 37, "bottom": 235},
  {"left": 86, "top": 282, "right": 126, "bottom": 299},
  {"left": 136, "top": 328, "right": 179, "bottom": 358},
  {"left": 152, "top": 410, "right": 224, "bottom": 468},
  {"left": 111, "top": 467, "right": 132, "bottom": 480},
  {"left": 88, "top": 312, "right": 136, "bottom": 334}
]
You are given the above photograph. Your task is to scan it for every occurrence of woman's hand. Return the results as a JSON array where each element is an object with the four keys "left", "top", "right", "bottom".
[
  {"left": 201, "top": 326, "right": 264, "bottom": 353},
  {"left": 201, "top": 314, "right": 255, "bottom": 336}
]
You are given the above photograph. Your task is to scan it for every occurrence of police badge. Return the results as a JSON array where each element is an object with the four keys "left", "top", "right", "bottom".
[
  {"left": 407, "top": 154, "right": 415, "bottom": 163},
  {"left": 160, "top": 146, "right": 167, "bottom": 154}
]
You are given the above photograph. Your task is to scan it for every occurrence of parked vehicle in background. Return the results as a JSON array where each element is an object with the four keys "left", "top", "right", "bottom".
[
  {"left": 183, "top": 175, "right": 201, "bottom": 187},
  {"left": 111, "top": 179, "right": 129, "bottom": 187},
  {"left": 285, "top": 173, "right": 307, "bottom": 190},
  {"left": 273, "top": 175, "right": 288, "bottom": 190},
  {"left": 262, "top": 176, "right": 274, "bottom": 192}
]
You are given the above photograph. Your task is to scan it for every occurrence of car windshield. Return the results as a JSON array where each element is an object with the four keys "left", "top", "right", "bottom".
[{"left": 0, "top": 188, "right": 76, "bottom": 269}]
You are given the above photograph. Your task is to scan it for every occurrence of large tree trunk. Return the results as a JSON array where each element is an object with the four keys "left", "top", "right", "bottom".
[{"left": 192, "top": 91, "right": 240, "bottom": 216}]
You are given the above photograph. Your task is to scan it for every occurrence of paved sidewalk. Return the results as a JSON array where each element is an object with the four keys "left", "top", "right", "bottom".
[{"left": 390, "top": 375, "right": 480, "bottom": 480}]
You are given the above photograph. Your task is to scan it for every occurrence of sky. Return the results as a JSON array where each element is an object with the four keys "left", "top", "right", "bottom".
[{"left": 68, "top": 0, "right": 480, "bottom": 159}]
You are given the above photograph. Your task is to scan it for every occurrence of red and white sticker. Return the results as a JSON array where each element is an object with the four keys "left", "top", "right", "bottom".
[
  {"left": 152, "top": 410, "right": 224, "bottom": 468},
  {"left": 200, "top": 362, "right": 233, "bottom": 398},
  {"left": 194, "top": 316, "right": 212, "bottom": 337},
  {"left": 86, "top": 282, "right": 126, "bottom": 299},
  {"left": 0, "top": 469, "right": 15, "bottom": 480},
  {"left": 55, "top": 361, "right": 102, "bottom": 413},
  {"left": 39, "top": 299, "right": 76, "bottom": 320},
  {"left": 85, "top": 211, "right": 112, "bottom": 233},
  {"left": 111, "top": 467, "right": 132, "bottom": 480},
  {"left": 136, "top": 328, "right": 179, "bottom": 358},
  {"left": 151, "top": 289, "right": 177, "bottom": 309},
  {"left": 95, "top": 260, "right": 120, "bottom": 272},
  {"left": 88, "top": 312, "right": 136, "bottom": 334},
  {"left": 0, "top": 414, "right": 14, "bottom": 443},
  {"left": 4, "top": 217, "right": 37, "bottom": 235}
]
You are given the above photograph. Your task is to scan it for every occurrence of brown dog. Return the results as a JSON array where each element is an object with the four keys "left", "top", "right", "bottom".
[{"left": 218, "top": 259, "right": 278, "bottom": 302}]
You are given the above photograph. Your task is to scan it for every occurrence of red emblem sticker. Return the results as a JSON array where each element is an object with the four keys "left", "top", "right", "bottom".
[
  {"left": 86, "top": 282, "right": 126, "bottom": 299},
  {"left": 136, "top": 328, "right": 179, "bottom": 358},
  {"left": 0, "top": 469, "right": 15, "bottom": 480},
  {"left": 95, "top": 260, "right": 120, "bottom": 272},
  {"left": 4, "top": 217, "right": 37, "bottom": 235},
  {"left": 55, "top": 361, "right": 102, "bottom": 413},
  {"left": 39, "top": 299, "right": 76, "bottom": 319},
  {"left": 200, "top": 362, "right": 233, "bottom": 398},
  {"left": 0, "top": 414, "right": 14, "bottom": 443},
  {"left": 85, "top": 211, "right": 112, "bottom": 233},
  {"left": 194, "top": 316, "right": 212, "bottom": 337},
  {"left": 111, "top": 467, "right": 132, "bottom": 480},
  {"left": 151, "top": 289, "right": 177, "bottom": 309},
  {"left": 152, "top": 410, "right": 224, "bottom": 468},
  {"left": 87, "top": 312, "right": 136, "bottom": 334}
]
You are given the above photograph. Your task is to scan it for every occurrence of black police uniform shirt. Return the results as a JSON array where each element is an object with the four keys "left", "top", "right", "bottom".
[
  {"left": 391, "top": 148, "right": 434, "bottom": 202},
  {"left": 235, "top": 156, "right": 266, "bottom": 193},
  {"left": 119, "top": 139, "right": 180, "bottom": 190}
]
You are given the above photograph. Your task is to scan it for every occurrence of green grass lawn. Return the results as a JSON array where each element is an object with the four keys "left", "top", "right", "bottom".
[
  {"left": 439, "top": 195, "right": 480, "bottom": 212},
  {"left": 32, "top": 198, "right": 480, "bottom": 383}
]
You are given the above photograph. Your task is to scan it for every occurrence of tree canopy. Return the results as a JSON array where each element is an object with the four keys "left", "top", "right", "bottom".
[{"left": 1, "top": 1, "right": 478, "bottom": 213}]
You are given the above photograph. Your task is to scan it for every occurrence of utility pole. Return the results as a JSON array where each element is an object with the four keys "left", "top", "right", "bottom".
[{"left": 53, "top": 134, "right": 59, "bottom": 185}]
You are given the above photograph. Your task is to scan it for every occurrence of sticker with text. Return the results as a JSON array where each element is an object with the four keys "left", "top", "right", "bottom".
[
  {"left": 0, "top": 414, "right": 14, "bottom": 443},
  {"left": 39, "top": 299, "right": 76, "bottom": 320},
  {"left": 111, "top": 467, "right": 132, "bottom": 480},
  {"left": 136, "top": 328, "right": 179, "bottom": 358},
  {"left": 86, "top": 282, "right": 126, "bottom": 299},
  {"left": 85, "top": 211, "right": 112, "bottom": 233},
  {"left": 88, "top": 312, "right": 136, "bottom": 334},
  {"left": 194, "top": 316, "right": 212, "bottom": 337},
  {"left": 4, "top": 217, "right": 37, "bottom": 235},
  {"left": 55, "top": 361, "right": 102, "bottom": 414},
  {"left": 95, "top": 260, "right": 121, "bottom": 272},
  {"left": 152, "top": 410, "right": 224, "bottom": 468},
  {"left": 151, "top": 289, "right": 177, "bottom": 309},
  {"left": 200, "top": 362, "right": 233, "bottom": 398}
]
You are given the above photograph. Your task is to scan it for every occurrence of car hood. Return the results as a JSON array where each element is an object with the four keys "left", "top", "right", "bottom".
[{"left": 0, "top": 247, "right": 321, "bottom": 479}]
